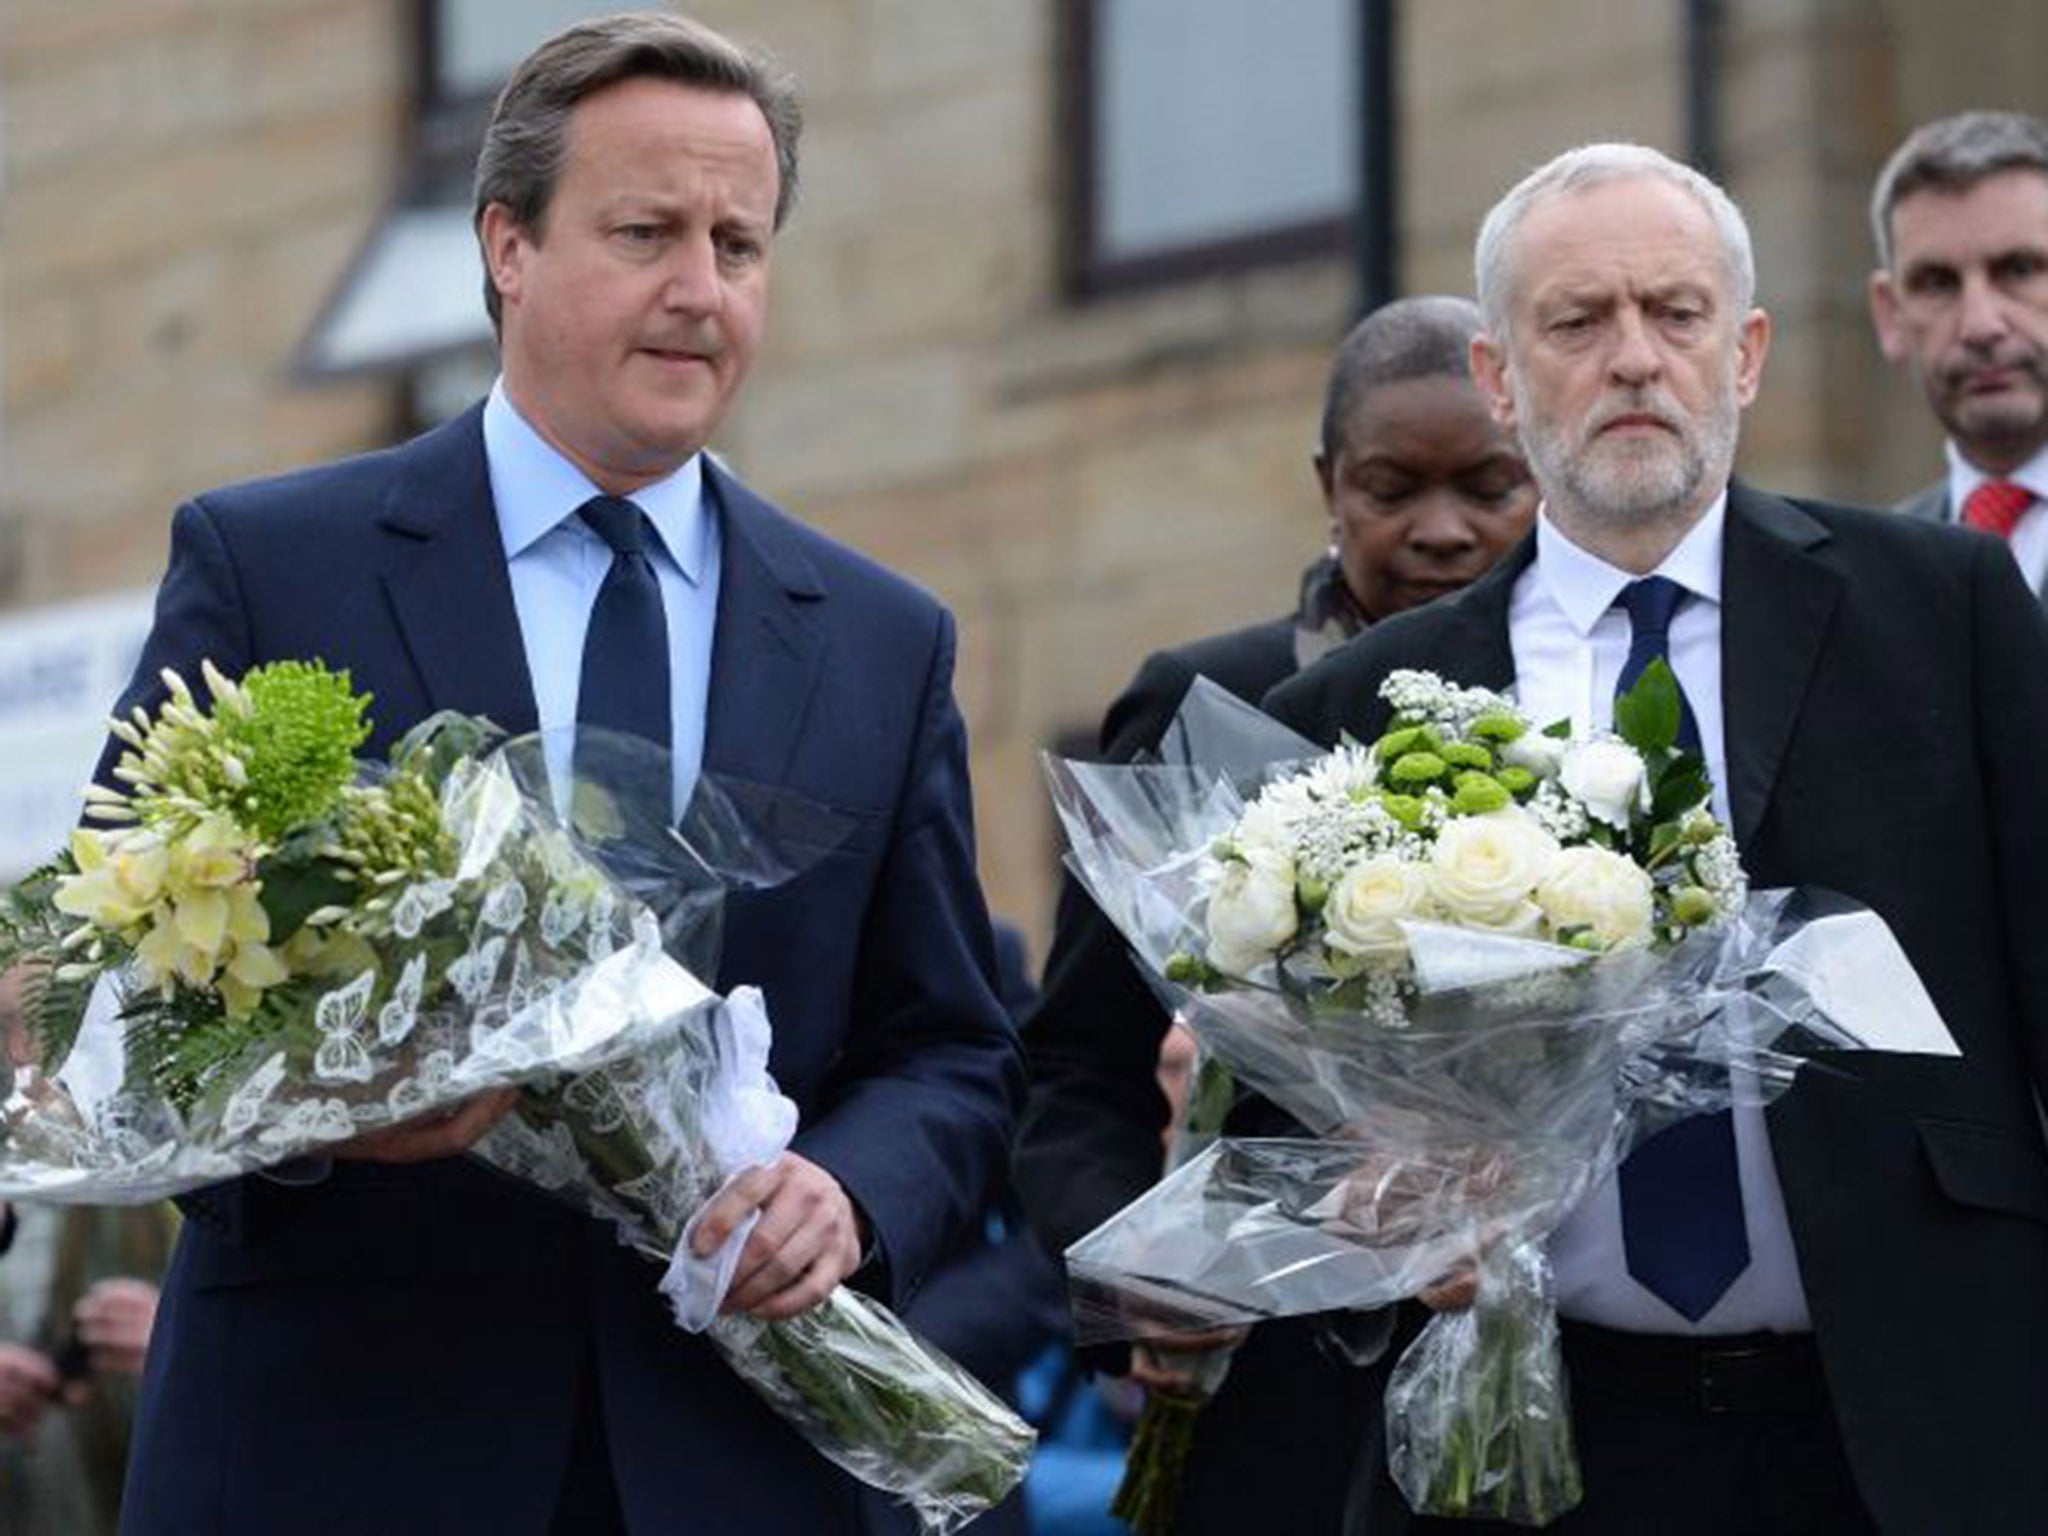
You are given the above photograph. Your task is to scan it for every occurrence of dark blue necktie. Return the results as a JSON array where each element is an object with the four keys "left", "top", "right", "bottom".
[
  {"left": 575, "top": 496, "right": 671, "bottom": 758},
  {"left": 1612, "top": 577, "right": 1748, "bottom": 1320}
]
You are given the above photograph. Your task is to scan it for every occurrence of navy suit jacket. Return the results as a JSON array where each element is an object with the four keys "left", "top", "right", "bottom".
[{"left": 113, "top": 407, "right": 1021, "bottom": 1534}]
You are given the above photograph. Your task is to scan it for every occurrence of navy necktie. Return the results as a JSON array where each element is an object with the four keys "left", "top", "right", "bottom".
[
  {"left": 575, "top": 496, "right": 671, "bottom": 759},
  {"left": 1611, "top": 576, "right": 1749, "bottom": 1320}
]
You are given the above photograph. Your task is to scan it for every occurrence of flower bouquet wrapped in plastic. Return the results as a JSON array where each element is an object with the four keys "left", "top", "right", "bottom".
[
  {"left": 0, "top": 660, "right": 1031, "bottom": 1535},
  {"left": 1044, "top": 670, "right": 1952, "bottom": 1529}
]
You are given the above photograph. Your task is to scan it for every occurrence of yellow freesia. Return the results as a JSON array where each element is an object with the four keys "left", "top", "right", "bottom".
[
  {"left": 54, "top": 829, "right": 170, "bottom": 931},
  {"left": 168, "top": 815, "right": 251, "bottom": 891},
  {"left": 173, "top": 887, "right": 230, "bottom": 955},
  {"left": 218, "top": 939, "right": 290, "bottom": 1018},
  {"left": 135, "top": 918, "right": 215, "bottom": 992}
]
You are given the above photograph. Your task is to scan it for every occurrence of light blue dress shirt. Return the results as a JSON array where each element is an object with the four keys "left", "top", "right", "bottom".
[{"left": 483, "top": 381, "right": 722, "bottom": 818}]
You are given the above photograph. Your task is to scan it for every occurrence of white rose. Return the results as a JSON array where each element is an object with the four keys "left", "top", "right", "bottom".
[
  {"left": 1559, "top": 739, "right": 1646, "bottom": 829},
  {"left": 1501, "top": 731, "right": 1566, "bottom": 778},
  {"left": 1323, "top": 857, "right": 1432, "bottom": 962},
  {"left": 1206, "top": 850, "right": 1299, "bottom": 975},
  {"left": 1534, "top": 844, "right": 1655, "bottom": 949},
  {"left": 1429, "top": 811, "right": 1559, "bottom": 927}
]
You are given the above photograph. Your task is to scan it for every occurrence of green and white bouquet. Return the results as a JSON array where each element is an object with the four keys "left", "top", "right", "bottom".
[
  {"left": 1187, "top": 665, "right": 1744, "bottom": 990},
  {"left": 1046, "top": 668, "right": 1896, "bottom": 1530},
  {"left": 0, "top": 660, "right": 1030, "bottom": 1535}
]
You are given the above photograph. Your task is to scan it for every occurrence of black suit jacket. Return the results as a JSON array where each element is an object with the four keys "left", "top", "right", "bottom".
[
  {"left": 1265, "top": 483, "right": 2048, "bottom": 1534},
  {"left": 1017, "top": 615, "right": 1386, "bottom": 1536},
  {"left": 110, "top": 407, "right": 1021, "bottom": 1534}
]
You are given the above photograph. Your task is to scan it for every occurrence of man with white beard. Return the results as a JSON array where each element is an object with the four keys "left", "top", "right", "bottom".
[{"left": 1265, "top": 143, "right": 2048, "bottom": 1535}]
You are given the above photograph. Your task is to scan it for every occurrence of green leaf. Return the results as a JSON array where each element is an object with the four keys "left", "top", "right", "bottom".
[
  {"left": 1614, "top": 659, "right": 1681, "bottom": 753},
  {"left": 1648, "top": 821, "right": 1683, "bottom": 863},
  {"left": 1184, "top": 1055, "right": 1236, "bottom": 1139},
  {"left": 256, "top": 846, "right": 356, "bottom": 939},
  {"left": 1650, "top": 752, "right": 1711, "bottom": 821},
  {"left": 1542, "top": 717, "right": 1572, "bottom": 740},
  {"left": 24, "top": 962, "right": 99, "bottom": 1077}
]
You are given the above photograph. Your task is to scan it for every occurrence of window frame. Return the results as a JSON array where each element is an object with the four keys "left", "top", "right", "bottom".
[{"left": 1058, "top": 0, "right": 1376, "bottom": 301}]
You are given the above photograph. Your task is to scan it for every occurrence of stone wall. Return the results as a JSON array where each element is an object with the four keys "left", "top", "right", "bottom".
[{"left": 0, "top": 0, "right": 405, "bottom": 607}]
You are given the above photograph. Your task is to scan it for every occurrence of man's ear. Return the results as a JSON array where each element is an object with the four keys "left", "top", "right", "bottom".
[
  {"left": 479, "top": 203, "right": 530, "bottom": 311},
  {"left": 1868, "top": 268, "right": 1910, "bottom": 363},
  {"left": 1733, "top": 306, "right": 1773, "bottom": 407},
  {"left": 1470, "top": 332, "right": 1516, "bottom": 431}
]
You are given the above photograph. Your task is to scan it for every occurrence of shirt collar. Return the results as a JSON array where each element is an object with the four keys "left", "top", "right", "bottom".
[
  {"left": 1945, "top": 437, "right": 2048, "bottom": 517},
  {"left": 483, "top": 380, "right": 710, "bottom": 583},
  {"left": 1533, "top": 489, "right": 1727, "bottom": 637}
]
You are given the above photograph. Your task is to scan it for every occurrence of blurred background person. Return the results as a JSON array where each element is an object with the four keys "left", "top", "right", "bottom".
[
  {"left": 0, "top": 972, "right": 175, "bottom": 1536},
  {"left": 1869, "top": 110, "right": 2048, "bottom": 599},
  {"left": 1016, "top": 295, "right": 1538, "bottom": 1536}
]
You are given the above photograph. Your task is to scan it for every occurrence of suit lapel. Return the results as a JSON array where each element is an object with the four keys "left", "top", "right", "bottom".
[
  {"left": 701, "top": 463, "right": 826, "bottom": 787},
  {"left": 1719, "top": 483, "right": 1841, "bottom": 845},
  {"left": 376, "top": 406, "right": 539, "bottom": 736},
  {"left": 1425, "top": 541, "right": 1527, "bottom": 695}
]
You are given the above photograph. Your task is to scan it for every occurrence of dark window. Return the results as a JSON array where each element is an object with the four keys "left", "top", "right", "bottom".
[{"left": 1062, "top": 0, "right": 1367, "bottom": 298}]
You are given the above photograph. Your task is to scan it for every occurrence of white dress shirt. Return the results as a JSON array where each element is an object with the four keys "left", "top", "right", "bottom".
[
  {"left": 1510, "top": 494, "right": 1812, "bottom": 1335},
  {"left": 483, "top": 382, "right": 722, "bottom": 818},
  {"left": 1946, "top": 438, "right": 2048, "bottom": 594}
]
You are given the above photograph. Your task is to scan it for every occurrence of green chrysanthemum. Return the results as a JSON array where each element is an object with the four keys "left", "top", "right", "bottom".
[
  {"left": 214, "top": 661, "right": 372, "bottom": 841},
  {"left": 103, "top": 661, "right": 372, "bottom": 847}
]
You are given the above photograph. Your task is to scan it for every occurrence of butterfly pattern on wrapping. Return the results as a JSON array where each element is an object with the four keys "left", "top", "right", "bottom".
[
  {"left": 585, "top": 888, "right": 618, "bottom": 962},
  {"left": 485, "top": 1116, "right": 584, "bottom": 1191},
  {"left": 390, "top": 878, "right": 456, "bottom": 941},
  {"left": 540, "top": 886, "right": 588, "bottom": 949},
  {"left": 563, "top": 1069, "right": 631, "bottom": 1136},
  {"left": 480, "top": 879, "right": 528, "bottom": 934},
  {"left": 221, "top": 1051, "right": 291, "bottom": 1139},
  {"left": 313, "top": 970, "right": 377, "bottom": 1084},
  {"left": 259, "top": 1098, "right": 355, "bottom": 1147},
  {"left": 448, "top": 936, "right": 507, "bottom": 1007},
  {"left": 383, "top": 1047, "right": 459, "bottom": 1123},
  {"left": 378, "top": 952, "right": 428, "bottom": 1047}
]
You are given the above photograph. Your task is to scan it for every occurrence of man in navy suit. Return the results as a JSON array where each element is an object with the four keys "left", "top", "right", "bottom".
[{"left": 112, "top": 14, "right": 1019, "bottom": 1533}]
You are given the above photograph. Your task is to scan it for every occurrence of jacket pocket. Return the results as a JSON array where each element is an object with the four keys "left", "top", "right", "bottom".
[{"left": 1918, "top": 1117, "right": 2048, "bottom": 1226}]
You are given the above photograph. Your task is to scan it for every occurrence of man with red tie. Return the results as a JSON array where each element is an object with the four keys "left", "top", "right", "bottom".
[{"left": 1870, "top": 111, "right": 2048, "bottom": 590}]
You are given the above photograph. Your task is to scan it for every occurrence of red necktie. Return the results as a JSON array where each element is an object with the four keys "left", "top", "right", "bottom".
[{"left": 1961, "top": 479, "right": 2033, "bottom": 541}]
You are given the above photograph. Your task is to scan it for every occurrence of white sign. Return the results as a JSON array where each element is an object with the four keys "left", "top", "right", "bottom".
[{"left": 0, "top": 590, "right": 156, "bottom": 879}]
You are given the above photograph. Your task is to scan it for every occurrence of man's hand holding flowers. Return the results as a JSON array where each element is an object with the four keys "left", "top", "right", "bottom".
[{"left": 693, "top": 1151, "right": 865, "bottom": 1321}]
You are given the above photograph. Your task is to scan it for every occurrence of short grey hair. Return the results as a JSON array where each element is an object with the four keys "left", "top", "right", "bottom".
[
  {"left": 1319, "top": 296, "right": 1484, "bottom": 462},
  {"left": 472, "top": 11, "right": 802, "bottom": 330},
  {"left": 1870, "top": 110, "right": 2048, "bottom": 269},
  {"left": 1473, "top": 143, "right": 1756, "bottom": 341}
]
